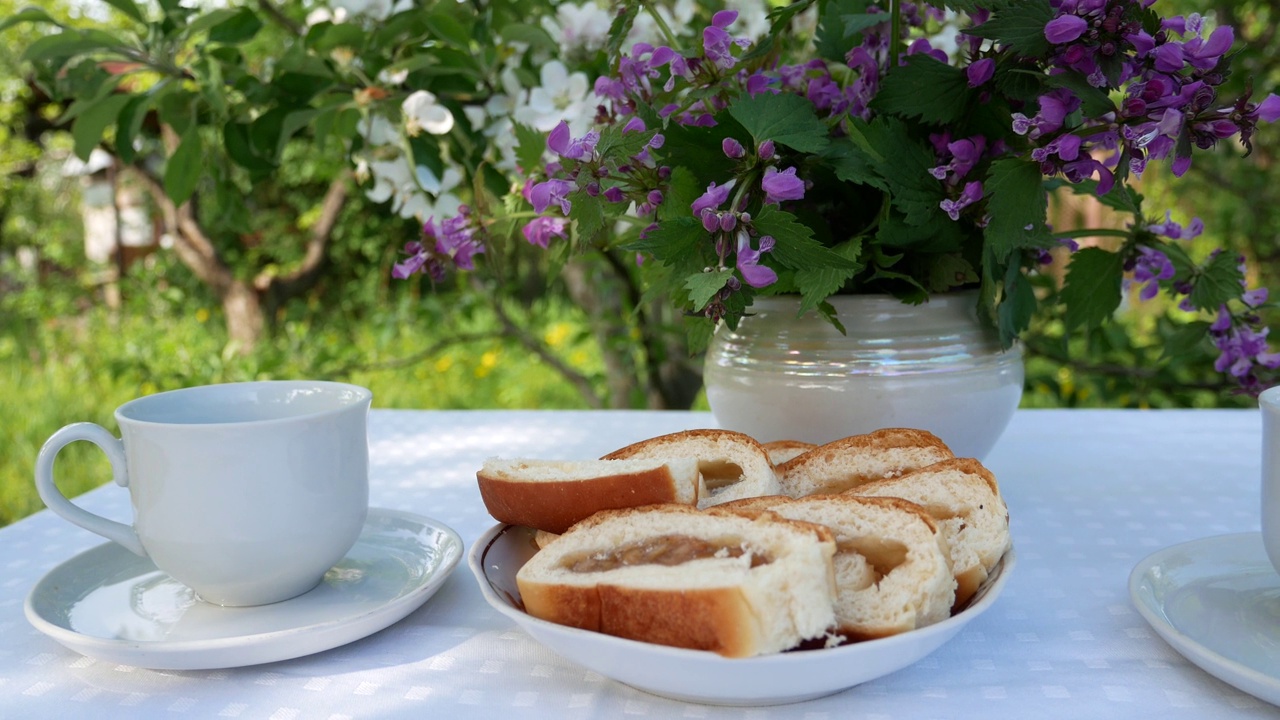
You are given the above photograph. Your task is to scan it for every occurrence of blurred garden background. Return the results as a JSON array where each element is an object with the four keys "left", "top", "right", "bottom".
[{"left": 3, "top": 0, "right": 1279, "bottom": 526}]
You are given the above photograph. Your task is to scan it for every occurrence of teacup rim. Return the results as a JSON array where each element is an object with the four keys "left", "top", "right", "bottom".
[{"left": 114, "top": 380, "right": 372, "bottom": 428}]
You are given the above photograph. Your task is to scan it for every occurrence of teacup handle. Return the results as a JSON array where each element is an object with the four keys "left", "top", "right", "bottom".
[{"left": 34, "top": 422, "right": 147, "bottom": 557}]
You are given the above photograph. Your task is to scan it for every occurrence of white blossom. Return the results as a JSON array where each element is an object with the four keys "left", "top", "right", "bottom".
[
  {"left": 305, "top": 7, "right": 347, "bottom": 25},
  {"left": 541, "top": 1, "right": 613, "bottom": 53},
  {"left": 328, "top": 0, "right": 411, "bottom": 21},
  {"left": 513, "top": 60, "right": 595, "bottom": 133},
  {"left": 403, "top": 90, "right": 455, "bottom": 136},
  {"left": 357, "top": 113, "right": 398, "bottom": 147}
]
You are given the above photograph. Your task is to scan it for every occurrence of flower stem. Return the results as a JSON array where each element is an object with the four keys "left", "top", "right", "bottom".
[
  {"left": 888, "top": 0, "right": 903, "bottom": 72},
  {"left": 641, "top": 2, "right": 680, "bottom": 49},
  {"left": 1051, "top": 228, "right": 1132, "bottom": 239}
]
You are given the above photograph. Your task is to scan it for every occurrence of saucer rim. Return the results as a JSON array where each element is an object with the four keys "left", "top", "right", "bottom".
[
  {"left": 24, "top": 507, "right": 463, "bottom": 669},
  {"left": 1129, "top": 531, "right": 1280, "bottom": 705}
]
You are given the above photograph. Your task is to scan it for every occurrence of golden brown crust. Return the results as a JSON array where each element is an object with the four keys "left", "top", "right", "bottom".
[
  {"left": 899, "top": 457, "right": 1000, "bottom": 496},
  {"left": 761, "top": 440, "right": 817, "bottom": 465},
  {"left": 519, "top": 578, "right": 761, "bottom": 656},
  {"left": 477, "top": 467, "right": 684, "bottom": 534},
  {"left": 602, "top": 428, "right": 772, "bottom": 460},
  {"left": 775, "top": 428, "right": 955, "bottom": 495}
]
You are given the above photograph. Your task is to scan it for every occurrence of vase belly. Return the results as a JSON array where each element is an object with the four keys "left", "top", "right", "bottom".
[{"left": 703, "top": 292, "right": 1024, "bottom": 459}]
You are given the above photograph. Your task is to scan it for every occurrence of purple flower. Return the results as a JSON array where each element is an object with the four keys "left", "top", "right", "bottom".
[
  {"left": 736, "top": 233, "right": 777, "bottom": 288},
  {"left": 692, "top": 181, "right": 731, "bottom": 219},
  {"left": 1045, "top": 15, "right": 1088, "bottom": 44},
  {"left": 529, "top": 179, "right": 573, "bottom": 215},
  {"left": 433, "top": 213, "right": 483, "bottom": 271},
  {"left": 1131, "top": 247, "right": 1175, "bottom": 301},
  {"left": 521, "top": 217, "right": 568, "bottom": 249},
  {"left": 940, "top": 181, "right": 983, "bottom": 220},
  {"left": 722, "top": 138, "right": 746, "bottom": 159},
  {"left": 1244, "top": 287, "right": 1270, "bottom": 307},
  {"left": 1146, "top": 211, "right": 1203, "bottom": 240},
  {"left": 703, "top": 10, "right": 750, "bottom": 70},
  {"left": 966, "top": 58, "right": 995, "bottom": 87},
  {"left": 762, "top": 166, "right": 805, "bottom": 204}
]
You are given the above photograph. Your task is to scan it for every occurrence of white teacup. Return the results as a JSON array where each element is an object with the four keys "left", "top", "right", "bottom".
[
  {"left": 35, "top": 381, "right": 372, "bottom": 607},
  {"left": 1261, "top": 386, "right": 1280, "bottom": 574}
]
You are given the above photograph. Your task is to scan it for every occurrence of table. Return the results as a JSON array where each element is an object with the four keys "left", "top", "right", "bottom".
[{"left": 2, "top": 409, "right": 1276, "bottom": 719}]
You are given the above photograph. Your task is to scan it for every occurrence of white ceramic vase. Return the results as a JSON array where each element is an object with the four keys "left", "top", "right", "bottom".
[{"left": 703, "top": 291, "right": 1023, "bottom": 459}]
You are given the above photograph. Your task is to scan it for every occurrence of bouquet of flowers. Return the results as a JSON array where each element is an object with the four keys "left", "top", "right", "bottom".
[{"left": 392, "top": 0, "right": 1280, "bottom": 394}]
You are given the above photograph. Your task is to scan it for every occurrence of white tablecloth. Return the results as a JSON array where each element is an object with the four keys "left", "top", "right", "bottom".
[{"left": 2, "top": 409, "right": 1276, "bottom": 719}]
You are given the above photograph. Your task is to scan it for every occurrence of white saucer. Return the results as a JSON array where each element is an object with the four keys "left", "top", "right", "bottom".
[
  {"left": 470, "top": 523, "right": 1014, "bottom": 706},
  {"left": 25, "top": 507, "right": 463, "bottom": 670},
  {"left": 1130, "top": 532, "right": 1280, "bottom": 706}
]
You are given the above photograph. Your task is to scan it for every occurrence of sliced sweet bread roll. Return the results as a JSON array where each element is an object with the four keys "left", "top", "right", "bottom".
[
  {"left": 516, "top": 504, "right": 838, "bottom": 657},
  {"left": 761, "top": 440, "right": 817, "bottom": 466},
  {"left": 850, "top": 457, "right": 1010, "bottom": 608},
  {"left": 775, "top": 428, "right": 954, "bottom": 498},
  {"left": 477, "top": 457, "right": 701, "bottom": 534},
  {"left": 602, "top": 429, "right": 782, "bottom": 507},
  {"left": 717, "top": 494, "right": 955, "bottom": 640}
]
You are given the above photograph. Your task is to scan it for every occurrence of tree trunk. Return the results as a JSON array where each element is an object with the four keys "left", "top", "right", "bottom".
[
  {"left": 562, "top": 259, "right": 641, "bottom": 408},
  {"left": 139, "top": 136, "right": 350, "bottom": 354},
  {"left": 223, "top": 281, "right": 266, "bottom": 351}
]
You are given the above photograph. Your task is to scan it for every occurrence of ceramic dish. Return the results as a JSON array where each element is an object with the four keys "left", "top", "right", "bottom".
[
  {"left": 469, "top": 522, "right": 1014, "bottom": 705},
  {"left": 26, "top": 508, "right": 463, "bottom": 670},
  {"left": 1130, "top": 532, "right": 1280, "bottom": 706}
]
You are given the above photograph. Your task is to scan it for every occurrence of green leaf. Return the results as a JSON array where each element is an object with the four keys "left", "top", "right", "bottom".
[
  {"left": 997, "top": 265, "right": 1036, "bottom": 340},
  {"left": 225, "top": 120, "right": 273, "bottom": 172},
  {"left": 657, "top": 166, "right": 701, "bottom": 223},
  {"left": 102, "top": 0, "right": 147, "bottom": 24},
  {"left": 622, "top": 216, "right": 707, "bottom": 267},
  {"left": 23, "top": 31, "right": 119, "bottom": 63},
  {"left": 795, "top": 267, "right": 858, "bottom": 314},
  {"left": 822, "top": 138, "right": 885, "bottom": 189},
  {"left": 307, "top": 22, "right": 366, "bottom": 53},
  {"left": 182, "top": 8, "right": 243, "bottom": 39},
  {"left": 424, "top": 9, "right": 471, "bottom": 48},
  {"left": 859, "top": 117, "right": 944, "bottom": 216},
  {"left": 685, "top": 269, "right": 734, "bottom": 311},
  {"left": 114, "top": 92, "right": 154, "bottom": 164},
  {"left": 984, "top": 157, "right": 1050, "bottom": 258},
  {"left": 751, "top": 206, "right": 857, "bottom": 270},
  {"left": 514, "top": 123, "right": 545, "bottom": 177},
  {"left": 728, "top": 93, "right": 830, "bottom": 154},
  {"left": 968, "top": 0, "right": 1054, "bottom": 57},
  {"left": 72, "top": 94, "right": 132, "bottom": 160},
  {"left": 843, "top": 13, "right": 889, "bottom": 37},
  {"left": 684, "top": 315, "right": 715, "bottom": 355},
  {"left": 1188, "top": 249, "right": 1246, "bottom": 312},
  {"left": 500, "top": 23, "right": 558, "bottom": 52},
  {"left": 872, "top": 54, "right": 971, "bottom": 125},
  {"left": 0, "top": 7, "right": 62, "bottom": 32},
  {"left": 1160, "top": 320, "right": 1211, "bottom": 361},
  {"left": 163, "top": 124, "right": 203, "bottom": 205},
  {"left": 568, "top": 190, "right": 605, "bottom": 240},
  {"left": 606, "top": 3, "right": 641, "bottom": 60},
  {"left": 1061, "top": 247, "right": 1126, "bottom": 329},
  {"left": 927, "top": 253, "right": 979, "bottom": 292},
  {"left": 207, "top": 7, "right": 262, "bottom": 44}
]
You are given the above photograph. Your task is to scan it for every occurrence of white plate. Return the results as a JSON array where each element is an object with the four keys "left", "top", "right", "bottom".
[
  {"left": 469, "top": 523, "right": 1014, "bottom": 705},
  {"left": 1130, "top": 532, "right": 1280, "bottom": 706},
  {"left": 26, "top": 507, "right": 463, "bottom": 670}
]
